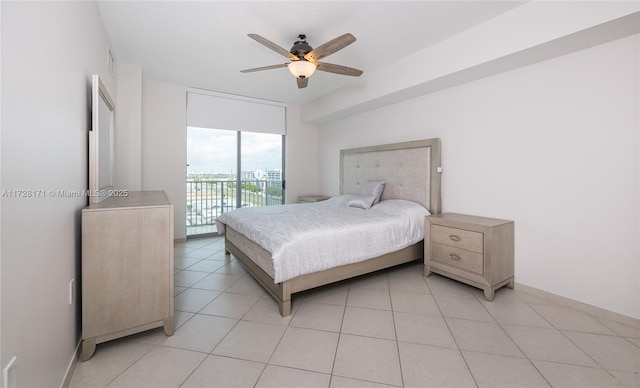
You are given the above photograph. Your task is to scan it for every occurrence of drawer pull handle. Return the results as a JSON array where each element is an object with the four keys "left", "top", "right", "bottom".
[
  {"left": 449, "top": 254, "right": 461, "bottom": 261},
  {"left": 449, "top": 235, "right": 461, "bottom": 242}
]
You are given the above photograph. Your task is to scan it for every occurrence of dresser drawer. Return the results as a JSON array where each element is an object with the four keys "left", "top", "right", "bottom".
[
  {"left": 431, "top": 243, "right": 484, "bottom": 274},
  {"left": 431, "top": 225, "right": 483, "bottom": 253}
]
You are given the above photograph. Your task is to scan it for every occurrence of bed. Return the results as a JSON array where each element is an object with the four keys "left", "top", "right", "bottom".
[{"left": 218, "top": 138, "right": 441, "bottom": 316}]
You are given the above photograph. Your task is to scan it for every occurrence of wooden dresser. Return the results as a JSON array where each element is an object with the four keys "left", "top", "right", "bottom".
[
  {"left": 424, "top": 213, "right": 514, "bottom": 300},
  {"left": 81, "top": 191, "right": 174, "bottom": 360}
]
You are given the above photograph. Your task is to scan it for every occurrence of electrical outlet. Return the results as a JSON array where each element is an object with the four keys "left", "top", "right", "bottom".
[
  {"left": 3, "top": 356, "right": 17, "bottom": 388},
  {"left": 69, "top": 279, "right": 75, "bottom": 305}
]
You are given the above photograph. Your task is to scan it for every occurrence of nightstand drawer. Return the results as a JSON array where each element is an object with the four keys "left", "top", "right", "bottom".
[
  {"left": 432, "top": 243, "right": 484, "bottom": 274},
  {"left": 431, "top": 225, "right": 483, "bottom": 253}
]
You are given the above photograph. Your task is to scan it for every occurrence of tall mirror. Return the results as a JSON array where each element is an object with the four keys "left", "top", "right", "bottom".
[{"left": 89, "top": 74, "right": 115, "bottom": 204}]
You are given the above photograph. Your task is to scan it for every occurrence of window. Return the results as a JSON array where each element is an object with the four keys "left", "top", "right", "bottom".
[{"left": 186, "top": 90, "right": 286, "bottom": 236}]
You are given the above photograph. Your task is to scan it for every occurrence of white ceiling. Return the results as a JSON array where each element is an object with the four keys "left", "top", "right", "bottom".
[{"left": 98, "top": 1, "right": 528, "bottom": 104}]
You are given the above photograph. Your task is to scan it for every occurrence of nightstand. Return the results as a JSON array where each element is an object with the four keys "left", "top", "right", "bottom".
[
  {"left": 298, "top": 195, "right": 331, "bottom": 204},
  {"left": 424, "top": 213, "right": 514, "bottom": 301}
]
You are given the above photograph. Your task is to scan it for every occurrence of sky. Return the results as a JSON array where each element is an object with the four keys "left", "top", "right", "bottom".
[{"left": 187, "top": 127, "right": 282, "bottom": 175}]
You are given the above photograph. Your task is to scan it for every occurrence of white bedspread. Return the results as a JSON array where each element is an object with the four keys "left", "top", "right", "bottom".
[{"left": 216, "top": 195, "right": 429, "bottom": 283}]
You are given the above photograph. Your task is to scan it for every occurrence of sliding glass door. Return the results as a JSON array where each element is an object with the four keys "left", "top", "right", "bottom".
[
  {"left": 186, "top": 128, "right": 284, "bottom": 237},
  {"left": 240, "top": 132, "right": 284, "bottom": 207}
]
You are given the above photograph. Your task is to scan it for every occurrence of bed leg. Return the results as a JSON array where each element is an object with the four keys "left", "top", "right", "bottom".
[{"left": 279, "top": 300, "right": 291, "bottom": 317}]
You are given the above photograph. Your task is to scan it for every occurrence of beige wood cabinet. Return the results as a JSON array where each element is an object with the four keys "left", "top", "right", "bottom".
[
  {"left": 424, "top": 213, "right": 514, "bottom": 301},
  {"left": 81, "top": 191, "right": 174, "bottom": 361}
]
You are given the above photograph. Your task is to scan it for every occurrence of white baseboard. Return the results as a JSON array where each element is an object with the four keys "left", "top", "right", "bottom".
[
  {"left": 60, "top": 340, "right": 81, "bottom": 388},
  {"left": 516, "top": 282, "right": 639, "bottom": 329}
]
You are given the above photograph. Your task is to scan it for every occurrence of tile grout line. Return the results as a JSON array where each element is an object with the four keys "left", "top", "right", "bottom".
[
  {"left": 327, "top": 280, "right": 349, "bottom": 387},
  {"left": 388, "top": 272, "right": 407, "bottom": 388},
  {"left": 476, "top": 291, "right": 554, "bottom": 387},
  {"left": 429, "top": 275, "right": 481, "bottom": 388}
]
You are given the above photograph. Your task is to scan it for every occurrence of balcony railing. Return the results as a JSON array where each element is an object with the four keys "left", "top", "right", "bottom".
[{"left": 186, "top": 179, "right": 283, "bottom": 232}]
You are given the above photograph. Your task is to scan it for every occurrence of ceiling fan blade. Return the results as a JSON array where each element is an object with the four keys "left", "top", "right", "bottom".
[
  {"left": 247, "top": 34, "right": 298, "bottom": 61},
  {"left": 240, "top": 63, "right": 289, "bottom": 73},
  {"left": 317, "top": 62, "right": 363, "bottom": 77},
  {"left": 304, "top": 33, "right": 356, "bottom": 62},
  {"left": 297, "top": 77, "right": 309, "bottom": 89}
]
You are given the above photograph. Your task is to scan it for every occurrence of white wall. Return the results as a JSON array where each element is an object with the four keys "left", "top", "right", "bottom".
[
  {"left": 1, "top": 1, "right": 114, "bottom": 386},
  {"left": 317, "top": 35, "right": 640, "bottom": 320},
  {"left": 284, "top": 104, "right": 320, "bottom": 203},
  {"left": 0, "top": 2, "right": 4, "bottom": 372},
  {"left": 116, "top": 62, "right": 142, "bottom": 191},
  {"left": 141, "top": 79, "right": 187, "bottom": 240}
]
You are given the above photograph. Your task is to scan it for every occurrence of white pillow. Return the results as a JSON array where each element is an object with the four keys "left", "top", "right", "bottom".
[
  {"left": 347, "top": 195, "right": 377, "bottom": 210},
  {"left": 359, "top": 181, "right": 385, "bottom": 205}
]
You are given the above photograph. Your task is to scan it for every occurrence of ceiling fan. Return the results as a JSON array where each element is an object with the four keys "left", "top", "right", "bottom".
[{"left": 241, "top": 33, "right": 364, "bottom": 89}]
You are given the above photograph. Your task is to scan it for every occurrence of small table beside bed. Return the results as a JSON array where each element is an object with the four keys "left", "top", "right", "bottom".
[{"left": 216, "top": 138, "right": 442, "bottom": 317}]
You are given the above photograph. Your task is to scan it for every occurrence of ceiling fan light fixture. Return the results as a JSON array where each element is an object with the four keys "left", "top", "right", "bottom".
[
  {"left": 242, "top": 33, "right": 362, "bottom": 89},
  {"left": 288, "top": 60, "right": 317, "bottom": 78}
]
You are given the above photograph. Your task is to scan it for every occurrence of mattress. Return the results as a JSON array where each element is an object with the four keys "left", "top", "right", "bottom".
[{"left": 216, "top": 194, "right": 429, "bottom": 283}]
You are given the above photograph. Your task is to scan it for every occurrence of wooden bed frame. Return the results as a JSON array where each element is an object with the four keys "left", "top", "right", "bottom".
[{"left": 225, "top": 138, "right": 442, "bottom": 316}]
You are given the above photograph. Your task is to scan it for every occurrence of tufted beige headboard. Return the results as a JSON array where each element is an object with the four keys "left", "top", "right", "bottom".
[{"left": 340, "top": 138, "right": 442, "bottom": 214}]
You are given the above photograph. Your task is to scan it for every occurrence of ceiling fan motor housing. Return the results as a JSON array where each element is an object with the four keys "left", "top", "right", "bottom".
[{"left": 290, "top": 34, "right": 313, "bottom": 57}]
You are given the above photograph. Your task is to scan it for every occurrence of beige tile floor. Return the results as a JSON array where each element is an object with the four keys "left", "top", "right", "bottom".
[{"left": 70, "top": 237, "right": 640, "bottom": 388}]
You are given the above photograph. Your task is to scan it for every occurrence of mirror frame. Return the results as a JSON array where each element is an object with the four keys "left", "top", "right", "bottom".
[{"left": 89, "top": 74, "right": 115, "bottom": 204}]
